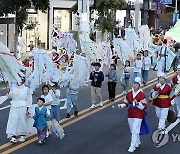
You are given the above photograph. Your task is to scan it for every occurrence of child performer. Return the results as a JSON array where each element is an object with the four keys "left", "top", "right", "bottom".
[
  {"left": 171, "top": 65, "right": 180, "bottom": 117},
  {"left": 105, "top": 63, "right": 117, "bottom": 101},
  {"left": 142, "top": 50, "right": 151, "bottom": 86},
  {"left": 66, "top": 77, "right": 80, "bottom": 118},
  {"left": 41, "top": 85, "right": 53, "bottom": 137},
  {"left": 132, "top": 53, "right": 143, "bottom": 83},
  {"left": 33, "top": 98, "right": 50, "bottom": 145},
  {"left": 49, "top": 83, "right": 61, "bottom": 122},
  {"left": 121, "top": 60, "right": 131, "bottom": 94},
  {"left": 118, "top": 77, "right": 151, "bottom": 152},
  {"left": 41, "top": 85, "right": 53, "bottom": 111},
  {"left": 150, "top": 72, "right": 176, "bottom": 130}
]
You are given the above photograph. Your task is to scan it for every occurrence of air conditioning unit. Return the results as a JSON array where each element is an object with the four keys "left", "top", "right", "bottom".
[{"left": 149, "top": 2, "right": 156, "bottom": 11}]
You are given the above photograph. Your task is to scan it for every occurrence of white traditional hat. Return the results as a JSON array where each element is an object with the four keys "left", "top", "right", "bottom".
[
  {"left": 52, "top": 49, "right": 57, "bottom": 53},
  {"left": 158, "top": 72, "right": 167, "bottom": 79},
  {"left": 134, "top": 77, "right": 141, "bottom": 85}
]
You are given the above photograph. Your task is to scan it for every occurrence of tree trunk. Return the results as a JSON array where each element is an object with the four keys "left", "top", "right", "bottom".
[{"left": 14, "top": 8, "right": 19, "bottom": 57}]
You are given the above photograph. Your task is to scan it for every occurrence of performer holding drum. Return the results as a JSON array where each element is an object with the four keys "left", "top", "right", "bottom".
[
  {"left": 172, "top": 65, "right": 180, "bottom": 117},
  {"left": 149, "top": 72, "right": 176, "bottom": 130}
]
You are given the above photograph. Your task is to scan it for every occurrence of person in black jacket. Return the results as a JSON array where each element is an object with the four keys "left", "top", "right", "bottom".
[{"left": 90, "top": 62, "right": 104, "bottom": 109}]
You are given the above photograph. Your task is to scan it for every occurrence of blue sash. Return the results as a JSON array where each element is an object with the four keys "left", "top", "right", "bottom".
[{"left": 129, "top": 104, "right": 152, "bottom": 135}]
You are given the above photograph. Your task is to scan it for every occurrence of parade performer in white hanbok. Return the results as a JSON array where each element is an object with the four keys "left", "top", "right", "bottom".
[
  {"left": 151, "top": 39, "right": 176, "bottom": 75},
  {"left": 6, "top": 78, "right": 33, "bottom": 143},
  {"left": 172, "top": 65, "right": 180, "bottom": 117},
  {"left": 118, "top": 77, "right": 151, "bottom": 152},
  {"left": 17, "top": 34, "right": 26, "bottom": 59}
]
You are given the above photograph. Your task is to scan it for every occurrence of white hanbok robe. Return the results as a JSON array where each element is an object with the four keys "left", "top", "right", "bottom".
[{"left": 6, "top": 85, "right": 34, "bottom": 138}]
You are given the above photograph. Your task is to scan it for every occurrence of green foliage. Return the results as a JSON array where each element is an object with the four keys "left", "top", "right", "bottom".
[
  {"left": 70, "top": 0, "right": 124, "bottom": 33},
  {"left": 93, "top": 0, "right": 124, "bottom": 32},
  {"left": 0, "top": 0, "right": 50, "bottom": 31}
]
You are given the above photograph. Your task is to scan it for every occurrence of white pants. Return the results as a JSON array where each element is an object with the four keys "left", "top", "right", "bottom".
[
  {"left": 155, "top": 107, "right": 169, "bottom": 129},
  {"left": 175, "top": 96, "right": 180, "bottom": 116},
  {"left": 128, "top": 118, "right": 142, "bottom": 148},
  {"left": 157, "top": 57, "right": 165, "bottom": 75}
]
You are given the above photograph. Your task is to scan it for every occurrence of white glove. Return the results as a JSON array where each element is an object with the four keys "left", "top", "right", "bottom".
[
  {"left": 118, "top": 104, "right": 126, "bottom": 109},
  {"left": 171, "top": 99, "right": 175, "bottom": 105},
  {"left": 156, "top": 83, "right": 161, "bottom": 88}
]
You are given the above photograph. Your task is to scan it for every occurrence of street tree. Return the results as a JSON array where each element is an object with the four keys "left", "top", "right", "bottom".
[
  {"left": 0, "top": 0, "right": 50, "bottom": 55},
  {"left": 70, "top": 0, "right": 124, "bottom": 33}
]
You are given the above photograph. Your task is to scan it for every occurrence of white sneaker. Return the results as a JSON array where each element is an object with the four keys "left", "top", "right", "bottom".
[
  {"left": 90, "top": 104, "right": 96, "bottom": 109},
  {"left": 46, "top": 131, "right": 49, "bottom": 138},
  {"left": 10, "top": 137, "right": 18, "bottom": 143},
  {"left": 123, "top": 91, "right": 127, "bottom": 94},
  {"left": 128, "top": 146, "right": 136, "bottom": 152},
  {"left": 99, "top": 101, "right": 104, "bottom": 107},
  {"left": 135, "top": 141, "right": 141, "bottom": 148},
  {"left": 19, "top": 136, "right": 26, "bottom": 142},
  {"left": 38, "top": 141, "right": 43, "bottom": 145}
]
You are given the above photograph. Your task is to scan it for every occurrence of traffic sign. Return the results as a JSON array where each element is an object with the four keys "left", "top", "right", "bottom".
[{"left": 160, "top": 0, "right": 172, "bottom": 4}]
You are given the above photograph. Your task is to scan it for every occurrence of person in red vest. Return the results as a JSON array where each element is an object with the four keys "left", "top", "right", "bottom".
[
  {"left": 150, "top": 72, "right": 176, "bottom": 130},
  {"left": 172, "top": 65, "right": 180, "bottom": 117},
  {"left": 118, "top": 77, "right": 151, "bottom": 152},
  {"left": 52, "top": 49, "right": 60, "bottom": 64},
  {"left": 24, "top": 53, "right": 34, "bottom": 70}
]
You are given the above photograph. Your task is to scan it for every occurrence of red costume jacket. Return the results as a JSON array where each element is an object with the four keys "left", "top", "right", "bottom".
[
  {"left": 52, "top": 55, "right": 60, "bottom": 64},
  {"left": 150, "top": 83, "right": 175, "bottom": 108},
  {"left": 24, "top": 60, "right": 34, "bottom": 69},
  {"left": 172, "top": 75, "right": 180, "bottom": 85},
  {"left": 123, "top": 89, "right": 147, "bottom": 119}
]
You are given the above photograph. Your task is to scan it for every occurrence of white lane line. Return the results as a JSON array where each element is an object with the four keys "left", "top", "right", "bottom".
[
  {"left": 165, "top": 118, "right": 180, "bottom": 134},
  {"left": 0, "top": 105, "right": 10, "bottom": 111}
]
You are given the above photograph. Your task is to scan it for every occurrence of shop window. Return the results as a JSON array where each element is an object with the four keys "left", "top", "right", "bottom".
[{"left": 53, "top": 9, "right": 71, "bottom": 32}]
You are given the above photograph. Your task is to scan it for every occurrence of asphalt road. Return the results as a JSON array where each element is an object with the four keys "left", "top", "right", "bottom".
[{"left": 0, "top": 64, "right": 179, "bottom": 154}]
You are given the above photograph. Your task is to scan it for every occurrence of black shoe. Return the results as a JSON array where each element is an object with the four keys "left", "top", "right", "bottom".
[
  {"left": 74, "top": 110, "right": 78, "bottom": 116},
  {"left": 66, "top": 113, "right": 71, "bottom": 118}
]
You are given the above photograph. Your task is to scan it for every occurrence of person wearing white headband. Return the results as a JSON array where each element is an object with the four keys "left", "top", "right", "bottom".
[
  {"left": 118, "top": 77, "right": 151, "bottom": 152},
  {"left": 172, "top": 65, "right": 180, "bottom": 117},
  {"left": 150, "top": 72, "right": 176, "bottom": 130}
]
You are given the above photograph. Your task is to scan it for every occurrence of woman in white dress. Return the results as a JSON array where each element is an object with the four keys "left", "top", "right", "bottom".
[{"left": 6, "top": 79, "right": 33, "bottom": 143}]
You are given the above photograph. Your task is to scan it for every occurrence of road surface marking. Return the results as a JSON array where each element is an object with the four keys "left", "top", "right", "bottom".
[
  {"left": 0, "top": 72, "right": 174, "bottom": 153},
  {"left": 0, "top": 105, "right": 10, "bottom": 111},
  {"left": 165, "top": 118, "right": 180, "bottom": 134}
]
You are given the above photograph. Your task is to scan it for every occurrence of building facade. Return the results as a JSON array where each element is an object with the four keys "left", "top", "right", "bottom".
[{"left": 0, "top": 0, "right": 77, "bottom": 53}]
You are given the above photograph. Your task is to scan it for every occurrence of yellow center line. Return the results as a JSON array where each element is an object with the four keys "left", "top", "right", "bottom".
[
  {"left": 60, "top": 71, "right": 173, "bottom": 123},
  {"left": 1, "top": 73, "right": 174, "bottom": 154},
  {"left": 0, "top": 71, "right": 174, "bottom": 151}
]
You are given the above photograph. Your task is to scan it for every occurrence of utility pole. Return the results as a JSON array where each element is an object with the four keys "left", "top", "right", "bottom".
[
  {"left": 175, "top": 0, "right": 178, "bottom": 14},
  {"left": 135, "top": 0, "right": 140, "bottom": 34},
  {"left": 78, "top": 0, "right": 90, "bottom": 32}
]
